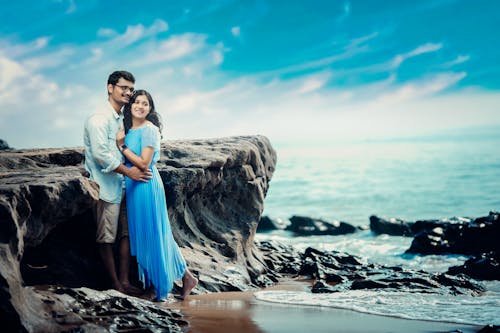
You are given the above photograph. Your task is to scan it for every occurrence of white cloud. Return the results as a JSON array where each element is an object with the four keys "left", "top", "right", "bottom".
[
  {"left": 22, "top": 47, "right": 74, "bottom": 70},
  {"left": 0, "top": 55, "right": 27, "bottom": 91},
  {"left": 0, "top": 26, "right": 496, "bottom": 150},
  {"left": 441, "top": 55, "right": 470, "bottom": 68},
  {"left": 375, "top": 72, "right": 466, "bottom": 105},
  {"left": 86, "top": 48, "right": 103, "bottom": 63},
  {"left": 212, "top": 50, "right": 224, "bottom": 65},
  {"left": 391, "top": 43, "right": 443, "bottom": 68},
  {"left": 152, "top": 69, "right": 494, "bottom": 144},
  {"left": 296, "top": 73, "right": 331, "bottom": 94},
  {"left": 134, "top": 33, "right": 208, "bottom": 66},
  {"left": 99, "top": 19, "right": 169, "bottom": 47},
  {"left": 260, "top": 32, "right": 377, "bottom": 77},
  {"left": 231, "top": 26, "right": 240, "bottom": 37},
  {"left": 97, "top": 28, "right": 117, "bottom": 38},
  {"left": 0, "top": 36, "right": 51, "bottom": 57}
]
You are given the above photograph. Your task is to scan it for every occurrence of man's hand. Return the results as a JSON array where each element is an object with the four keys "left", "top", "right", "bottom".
[
  {"left": 126, "top": 166, "right": 152, "bottom": 182},
  {"left": 116, "top": 130, "right": 125, "bottom": 148}
]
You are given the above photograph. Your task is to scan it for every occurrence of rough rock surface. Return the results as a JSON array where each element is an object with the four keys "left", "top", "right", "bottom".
[
  {"left": 258, "top": 240, "right": 484, "bottom": 295},
  {"left": 0, "top": 135, "right": 277, "bottom": 332}
]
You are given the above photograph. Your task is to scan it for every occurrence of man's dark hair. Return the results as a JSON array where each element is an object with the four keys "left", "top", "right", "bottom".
[{"left": 107, "top": 70, "right": 135, "bottom": 85}]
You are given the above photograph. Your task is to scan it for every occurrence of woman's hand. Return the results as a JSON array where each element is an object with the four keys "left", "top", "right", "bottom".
[{"left": 116, "top": 130, "right": 125, "bottom": 147}]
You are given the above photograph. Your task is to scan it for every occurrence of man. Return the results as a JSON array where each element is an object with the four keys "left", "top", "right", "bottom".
[{"left": 84, "top": 70, "right": 150, "bottom": 294}]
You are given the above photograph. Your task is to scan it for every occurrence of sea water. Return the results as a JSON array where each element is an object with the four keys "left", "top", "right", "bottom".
[{"left": 258, "top": 129, "right": 500, "bottom": 326}]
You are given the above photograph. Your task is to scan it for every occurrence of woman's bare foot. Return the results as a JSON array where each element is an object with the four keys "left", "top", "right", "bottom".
[{"left": 180, "top": 270, "right": 198, "bottom": 300}]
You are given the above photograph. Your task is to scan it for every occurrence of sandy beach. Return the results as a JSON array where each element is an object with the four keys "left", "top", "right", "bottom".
[{"left": 167, "top": 280, "right": 482, "bottom": 333}]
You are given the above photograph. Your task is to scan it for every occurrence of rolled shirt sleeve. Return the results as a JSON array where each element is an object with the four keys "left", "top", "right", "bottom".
[{"left": 83, "top": 103, "right": 124, "bottom": 204}]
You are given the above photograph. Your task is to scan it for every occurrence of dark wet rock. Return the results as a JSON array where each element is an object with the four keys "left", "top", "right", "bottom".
[
  {"left": 40, "top": 287, "right": 186, "bottom": 332},
  {"left": 370, "top": 215, "right": 413, "bottom": 236},
  {"left": 258, "top": 241, "right": 484, "bottom": 295},
  {"left": 257, "top": 215, "right": 290, "bottom": 232},
  {"left": 351, "top": 279, "right": 390, "bottom": 290},
  {"left": 0, "top": 136, "right": 277, "bottom": 332},
  {"left": 369, "top": 215, "right": 472, "bottom": 237},
  {"left": 286, "top": 215, "right": 357, "bottom": 236},
  {"left": 406, "top": 212, "right": 500, "bottom": 256},
  {"left": 0, "top": 139, "right": 11, "bottom": 150},
  {"left": 311, "top": 280, "right": 339, "bottom": 293},
  {"left": 447, "top": 252, "right": 500, "bottom": 281},
  {"left": 257, "top": 240, "right": 302, "bottom": 276},
  {"left": 477, "top": 325, "right": 500, "bottom": 333}
]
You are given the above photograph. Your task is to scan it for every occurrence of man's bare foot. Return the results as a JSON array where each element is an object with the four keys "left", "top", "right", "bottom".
[
  {"left": 180, "top": 271, "right": 198, "bottom": 300},
  {"left": 112, "top": 281, "right": 125, "bottom": 294},
  {"left": 122, "top": 282, "right": 144, "bottom": 296}
]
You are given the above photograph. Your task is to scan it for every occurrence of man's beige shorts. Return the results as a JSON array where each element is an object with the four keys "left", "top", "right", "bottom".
[{"left": 95, "top": 196, "right": 128, "bottom": 244}]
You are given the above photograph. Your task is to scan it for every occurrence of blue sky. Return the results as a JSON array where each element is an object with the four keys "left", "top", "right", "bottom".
[{"left": 0, "top": 0, "right": 499, "bottom": 148}]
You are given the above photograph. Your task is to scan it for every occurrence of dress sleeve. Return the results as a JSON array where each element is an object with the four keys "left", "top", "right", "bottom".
[{"left": 142, "top": 125, "right": 159, "bottom": 149}]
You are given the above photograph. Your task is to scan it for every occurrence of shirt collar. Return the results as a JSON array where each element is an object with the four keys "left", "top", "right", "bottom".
[{"left": 107, "top": 101, "right": 124, "bottom": 120}]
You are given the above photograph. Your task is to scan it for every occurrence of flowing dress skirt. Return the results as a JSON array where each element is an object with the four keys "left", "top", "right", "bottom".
[{"left": 125, "top": 126, "right": 186, "bottom": 299}]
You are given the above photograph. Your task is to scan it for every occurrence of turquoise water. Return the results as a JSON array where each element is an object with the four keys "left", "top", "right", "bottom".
[
  {"left": 263, "top": 131, "right": 500, "bottom": 226},
  {"left": 259, "top": 130, "right": 500, "bottom": 326}
]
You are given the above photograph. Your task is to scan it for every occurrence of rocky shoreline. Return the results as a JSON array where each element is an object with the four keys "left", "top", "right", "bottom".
[
  {"left": 1, "top": 136, "right": 278, "bottom": 332},
  {"left": 1, "top": 136, "right": 498, "bottom": 332}
]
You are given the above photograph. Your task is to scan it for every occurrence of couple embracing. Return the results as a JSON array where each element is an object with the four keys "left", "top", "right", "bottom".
[{"left": 83, "top": 70, "right": 197, "bottom": 301}]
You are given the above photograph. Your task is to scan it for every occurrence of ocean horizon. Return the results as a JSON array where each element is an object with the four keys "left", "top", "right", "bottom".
[{"left": 264, "top": 126, "right": 500, "bottom": 226}]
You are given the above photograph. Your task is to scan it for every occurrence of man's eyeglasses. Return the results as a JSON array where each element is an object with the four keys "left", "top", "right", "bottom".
[{"left": 114, "top": 85, "right": 135, "bottom": 93}]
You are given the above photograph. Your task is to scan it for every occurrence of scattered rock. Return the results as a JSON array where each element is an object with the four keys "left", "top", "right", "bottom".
[
  {"left": 286, "top": 215, "right": 357, "bottom": 236},
  {"left": 447, "top": 252, "right": 500, "bottom": 280},
  {"left": 257, "top": 216, "right": 290, "bottom": 232},
  {"left": 406, "top": 212, "right": 500, "bottom": 256}
]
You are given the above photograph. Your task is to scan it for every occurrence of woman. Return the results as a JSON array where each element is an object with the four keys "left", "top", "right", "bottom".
[{"left": 116, "top": 89, "right": 198, "bottom": 300}]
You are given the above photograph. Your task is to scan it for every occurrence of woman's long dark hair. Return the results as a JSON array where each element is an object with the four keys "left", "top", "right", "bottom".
[{"left": 123, "top": 89, "right": 163, "bottom": 136}]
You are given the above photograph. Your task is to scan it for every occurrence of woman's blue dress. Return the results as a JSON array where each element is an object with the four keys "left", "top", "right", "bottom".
[{"left": 124, "top": 124, "right": 186, "bottom": 300}]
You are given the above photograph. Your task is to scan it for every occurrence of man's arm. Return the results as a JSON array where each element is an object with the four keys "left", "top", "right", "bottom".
[
  {"left": 114, "top": 164, "right": 152, "bottom": 182},
  {"left": 86, "top": 116, "right": 151, "bottom": 182},
  {"left": 86, "top": 115, "right": 122, "bottom": 173}
]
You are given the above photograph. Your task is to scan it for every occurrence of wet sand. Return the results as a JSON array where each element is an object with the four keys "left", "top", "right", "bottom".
[{"left": 167, "top": 281, "right": 482, "bottom": 333}]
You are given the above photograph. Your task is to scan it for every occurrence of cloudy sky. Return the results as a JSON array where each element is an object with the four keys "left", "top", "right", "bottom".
[{"left": 1, "top": 0, "right": 499, "bottom": 148}]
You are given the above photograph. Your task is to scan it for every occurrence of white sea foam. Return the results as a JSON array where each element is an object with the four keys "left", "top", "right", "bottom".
[{"left": 254, "top": 289, "right": 500, "bottom": 326}]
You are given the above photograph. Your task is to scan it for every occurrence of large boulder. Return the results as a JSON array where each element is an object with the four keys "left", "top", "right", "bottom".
[
  {"left": 370, "top": 215, "right": 472, "bottom": 237},
  {"left": 0, "top": 135, "right": 277, "bottom": 332},
  {"left": 447, "top": 252, "right": 500, "bottom": 280},
  {"left": 369, "top": 215, "right": 413, "bottom": 236},
  {"left": 286, "top": 215, "right": 357, "bottom": 236},
  {"left": 256, "top": 216, "right": 290, "bottom": 232},
  {"left": 406, "top": 212, "right": 500, "bottom": 256},
  {"left": 0, "top": 139, "right": 10, "bottom": 150}
]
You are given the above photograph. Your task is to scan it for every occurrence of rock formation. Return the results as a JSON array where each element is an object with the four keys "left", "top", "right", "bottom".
[
  {"left": 0, "top": 135, "right": 277, "bottom": 332},
  {"left": 0, "top": 139, "right": 11, "bottom": 150},
  {"left": 285, "top": 215, "right": 357, "bottom": 236}
]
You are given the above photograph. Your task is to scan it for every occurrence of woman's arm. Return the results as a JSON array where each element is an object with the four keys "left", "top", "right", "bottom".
[{"left": 116, "top": 129, "right": 154, "bottom": 171}]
